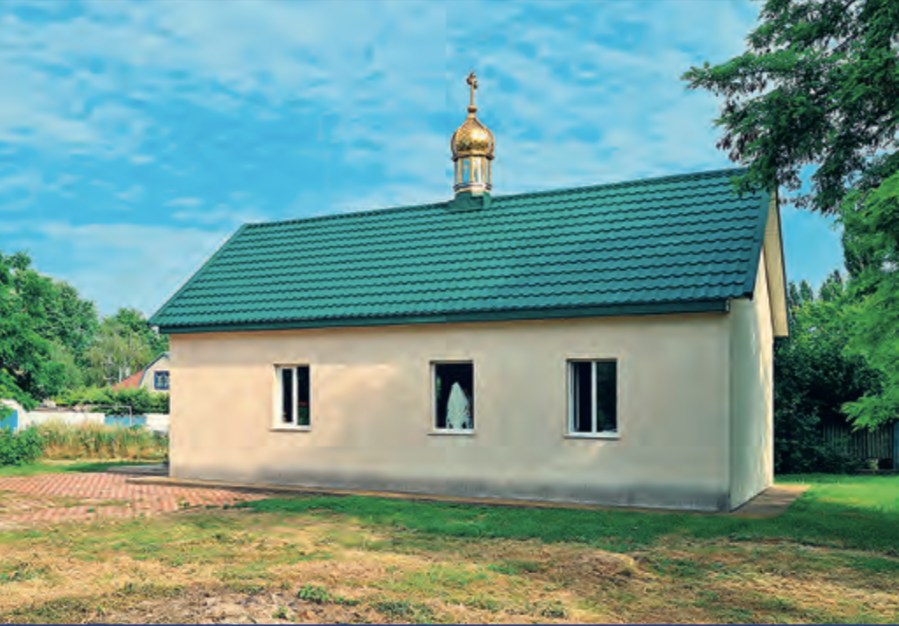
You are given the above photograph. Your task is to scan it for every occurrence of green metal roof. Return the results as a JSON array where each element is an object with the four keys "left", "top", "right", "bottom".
[{"left": 150, "top": 168, "right": 770, "bottom": 333}]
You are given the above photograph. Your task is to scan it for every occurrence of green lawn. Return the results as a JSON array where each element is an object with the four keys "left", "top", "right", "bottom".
[
  {"left": 241, "top": 473, "right": 899, "bottom": 555},
  {"left": 0, "top": 473, "right": 895, "bottom": 624},
  {"left": 0, "top": 460, "right": 137, "bottom": 477},
  {"left": 780, "top": 472, "right": 899, "bottom": 510}
]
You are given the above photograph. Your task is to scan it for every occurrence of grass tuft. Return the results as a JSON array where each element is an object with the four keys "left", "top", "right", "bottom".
[
  {"left": 296, "top": 583, "right": 332, "bottom": 604},
  {"left": 488, "top": 559, "right": 543, "bottom": 575},
  {"left": 373, "top": 599, "right": 435, "bottom": 622},
  {"left": 537, "top": 599, "right": 568, "bottom": 619}
]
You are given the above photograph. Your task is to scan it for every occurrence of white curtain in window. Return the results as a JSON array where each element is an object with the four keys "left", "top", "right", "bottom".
[{"left": 446, "top": 382, "right": 471, "bottom": 430}]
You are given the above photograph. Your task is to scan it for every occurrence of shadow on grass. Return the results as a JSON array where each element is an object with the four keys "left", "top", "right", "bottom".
[{"left": 240, "top": 481, "right": 899, "bottom": 555}]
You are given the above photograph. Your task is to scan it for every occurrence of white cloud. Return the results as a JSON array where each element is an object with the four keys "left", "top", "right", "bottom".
[
  {"left": 0, "top": 170, "right": 41, "bottom": 197},
  {"left": 19, "top": 221, "right": 232, "bottom": 316},
  {"left": 0, "top": 0, "right": 759, "bottom": 187},
  {"left": 0, "top": 0, "right": 448, "bottom": 158},
  {"left": 332, "top": 182, "right": 444, "bottom": 215},
  {"left": 166, "top": 190, "right": 267, "bottom": 226},
  {"left": 114, "top": 184, "right": 144, "bottom": 203},
  {"left": 323, "top": 0, "right": 758, "bottom": 202},
  {"left": 164, "top": 196, "right": 203, "bottom": 209},
  {"left": 0, "top": 170, "right": 84, "bottom": 212},
  {"left": 4, "top": 0, "right": 845, "bottom": 311},
  {"left": 171, "top": 205, "right": 265, "bottom": 227}
]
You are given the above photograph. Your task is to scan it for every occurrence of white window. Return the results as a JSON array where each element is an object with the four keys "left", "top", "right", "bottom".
[
  {"left": 275, "top": 365, "right": 311, "bottom": 428},
  {"left": 568, "top": 360, "right": 618, "bottom": 436},
  {"left": 433, "top": 362, "right": 474, "bottom": 432}
]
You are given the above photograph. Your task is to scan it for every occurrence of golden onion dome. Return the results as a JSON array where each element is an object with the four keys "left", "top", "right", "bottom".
[
  {"left": 451, "top": 116, "right": 495, "bottom": 159},
  {"left": 451, "top": 72, "right": 495, "bottom": 161}
]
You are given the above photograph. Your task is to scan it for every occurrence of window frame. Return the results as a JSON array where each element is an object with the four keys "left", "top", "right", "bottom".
[
  {"left": 153, "top": 370, "right": 170, "bottom": 391},
  {"left": 566, "top": 358, "right": 619, "bottom": 440},
  {"left": 430, "top": 360, "right": 476, "bottom": 436},
  {"left": 273, "top": 364, "right": 312, "bottom": 431}
]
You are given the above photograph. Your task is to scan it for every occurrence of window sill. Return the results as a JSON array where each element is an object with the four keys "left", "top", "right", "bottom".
[
  {"left": 271, "top": 426, "right": 311, "bottom": 432},
  {"left": 429, "top": 430, "right": 475, "bottom": 437},
  {"left": 564, "top": 432, "right": 619, "bottom": 440}
]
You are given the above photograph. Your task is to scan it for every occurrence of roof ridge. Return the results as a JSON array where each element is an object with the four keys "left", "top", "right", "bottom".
[
  {"left": 491, "top": 166, "right": 750, "bottom": 203},
  {"left": 243, "top": 166, "right": 749, "bottom": 230}
]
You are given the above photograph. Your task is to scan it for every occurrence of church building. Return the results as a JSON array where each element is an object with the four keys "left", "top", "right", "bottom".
[{"left": 150, "top": 73, "right": 787, "bottom": 511}]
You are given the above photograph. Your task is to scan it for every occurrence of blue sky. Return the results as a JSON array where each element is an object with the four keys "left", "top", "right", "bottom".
[{"left": 1, "top": 0, "right": 843, "bottom": 316}]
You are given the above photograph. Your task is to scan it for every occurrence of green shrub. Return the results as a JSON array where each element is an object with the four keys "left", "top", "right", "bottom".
[
  {"left": 0, "top": 427, "right": 45, "bottom": 466},
  {"left": 775, "top": 407, "right": 865, "bottom": 474},
  {"left": 296, "top": 584, "right": 332, "bottom": 604},
  {"left": 35, "top": 421, "right": 167, "bottom": 461},
  {"left": 54, "top": 387, "right": 169, "bottom": 414},
  {"left": 373, "top": 600, "right": 434, "bottom": 622},
  {"left": 816, "top": 437, "right": 866, "bottom": 474}
]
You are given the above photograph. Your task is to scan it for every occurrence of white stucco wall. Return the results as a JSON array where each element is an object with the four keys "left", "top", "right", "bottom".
[
  {"left": 145, "top": 413, "right": 170, "bottom": 433},
  {"left": 170, "top": 313, "right": 734, "bottom": 510},
  {"left": 20, "top": 410, "right": 106, "bottom": 428},
  {"left": 728, "top": 251, "right": 775, "bottom": 508}
]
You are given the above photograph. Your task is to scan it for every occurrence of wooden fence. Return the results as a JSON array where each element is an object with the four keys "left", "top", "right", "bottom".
[{"left": 821, "top": 420, "right": 897, "bottom": 467}]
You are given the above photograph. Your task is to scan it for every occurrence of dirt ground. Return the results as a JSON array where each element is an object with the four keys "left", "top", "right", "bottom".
[
  {"left": 0, "top": 507, "right": 896, "bottom": 624},
  {"left": 0, "top": 469, "right": 896, "bottom": 624}
]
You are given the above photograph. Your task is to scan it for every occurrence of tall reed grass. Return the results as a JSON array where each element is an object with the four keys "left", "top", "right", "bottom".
[{"left": 36, "top": 421, "right": 168, "bottom": 461}]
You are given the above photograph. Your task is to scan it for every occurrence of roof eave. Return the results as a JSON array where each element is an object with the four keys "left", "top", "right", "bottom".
[
  {"left": 156, "top": 299, "right": 730, "bottom": 335},
  {"left": 740, "top": 189, "right": 773, "bottom": 296}
]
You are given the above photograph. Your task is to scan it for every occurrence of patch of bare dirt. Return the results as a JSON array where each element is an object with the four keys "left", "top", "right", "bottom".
[{"left": 104, "top": 586, "right": 382, "bottom": 624}]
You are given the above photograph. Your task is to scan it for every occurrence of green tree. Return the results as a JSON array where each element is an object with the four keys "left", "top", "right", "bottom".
[
  {"left": 683, "top": 0, "right": 899, "bottom": 213},
  {"left": 685, "top": 0, "right": 899, "bottom": 427},
  {"left": 839, "top": 172, "right": 899, "bottom": 427},
  {"left": 798, "top": 279, "right": 814, "bottom": 304},
  {"left": 83, "top": 308, "right": 166, "bottom": 386},
  {"left": 818, "top": 270, "right": 845, "bottom": 302},
  {"left": 106, "top": 308, "right": 168, "bottom": 356},
  {"left": 774, "top": 276, "right": 880, "bottom": 471},
  {"left": 0, "top": 252, "right": 89, "bottom": 403},
  {"left": 0, "top": 250, "right": 169, "bottom": 401},
  {"left": 12, "top": 264, "right": 98, "bottom": 360}
]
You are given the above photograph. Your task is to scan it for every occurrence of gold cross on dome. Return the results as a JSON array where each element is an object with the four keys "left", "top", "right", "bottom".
[{"left": 467, "top": 71, "right": 478, "bottom": 109}]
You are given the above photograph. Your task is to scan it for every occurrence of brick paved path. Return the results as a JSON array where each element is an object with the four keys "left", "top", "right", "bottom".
[{"left": 0, "top": 472, "right": 266, "bottom": 528}]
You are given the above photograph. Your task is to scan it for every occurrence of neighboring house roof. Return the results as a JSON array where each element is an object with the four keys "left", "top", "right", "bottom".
[
  {"left": 114, "top": 371, "right": 143, "bottom": 390},
  {"left": 112, "top": 353, "right": 170, "bottom": 390},
  {"left": 150, "top": 168, "right": 782, "bottom": 334}
]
